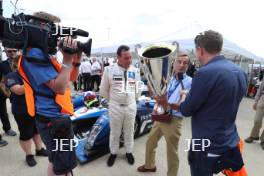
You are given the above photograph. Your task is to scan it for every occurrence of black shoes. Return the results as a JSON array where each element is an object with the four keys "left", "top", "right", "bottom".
[
  {"left": 107, "top": 153, "right": 135, "bottom": 167},
  {"left": 126, "top": 153, "right": 135, "bottom": 165},
  {"left": 25, "top": 148, "right": 47, "bottom": 167},
  {"left": 261, "top": 142, "right": 264, "bottom": 150},
  {"left": 0, "top": 139, "right": 8, "bottom": 147},
  {"left": 244, "top": 136, "right": 259, "bottom": 143},
  {"left": 107, "top": 154, "right": 117, "bottom": 167},
  {"left": 36, "top": 148, "right": 48, "bottom": 157},
  {"left": 26, "top": 155, "right": 37, "bottom": 167},
  {"left": 5, "top": 129, "right": 17, "bottom": 136}
]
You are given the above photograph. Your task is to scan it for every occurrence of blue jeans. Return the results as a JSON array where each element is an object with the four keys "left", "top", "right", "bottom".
[{"left": 188, "top": 151, "right": 220, "bottom": 176}]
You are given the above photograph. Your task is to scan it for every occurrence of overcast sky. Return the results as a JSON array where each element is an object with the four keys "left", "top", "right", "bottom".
[{"left": 2, "top": 0, "right": 264, "bottom": 57}]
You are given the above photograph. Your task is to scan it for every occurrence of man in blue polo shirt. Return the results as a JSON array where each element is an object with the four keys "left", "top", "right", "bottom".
[{"left": 138, "top": 51, "right": 192, "bottom": 176}]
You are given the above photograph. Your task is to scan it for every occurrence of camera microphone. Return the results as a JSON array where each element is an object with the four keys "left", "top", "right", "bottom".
[{"left": 71, "top": 28, "right": 89, "bottom": 37}]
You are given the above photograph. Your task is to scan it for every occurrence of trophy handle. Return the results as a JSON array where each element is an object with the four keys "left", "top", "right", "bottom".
[
  {"left": 135, "top": 44, "right": 144, "bottom": 67},
  {"left": 135, "top": 44, "right": 141, "bottom": 58},
  {"left": 172, "top": 41, "right": 179, "bottom": 54},
  {"left": 170, "top": 41, "right": 179, "bottom": 78}
]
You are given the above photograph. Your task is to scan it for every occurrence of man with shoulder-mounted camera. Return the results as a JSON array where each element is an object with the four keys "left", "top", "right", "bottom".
[{"left": 17, "top": 12, "right": 81, "bottom": 176}]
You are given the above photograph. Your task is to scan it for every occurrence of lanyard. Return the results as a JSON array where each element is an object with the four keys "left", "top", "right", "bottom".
[{"left": 167, "top": 80, "right": 181, "bottom": 100}]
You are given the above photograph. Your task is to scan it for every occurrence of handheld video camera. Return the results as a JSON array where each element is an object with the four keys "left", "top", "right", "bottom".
[{"left": 0, "top": 0, "right": 92, "bottom": 56}]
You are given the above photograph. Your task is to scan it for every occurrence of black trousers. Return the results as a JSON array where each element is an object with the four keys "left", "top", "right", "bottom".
[
  {"left": 13, "top": 113, "right": 38, "bottom": 141},
  {"left": 78, "top": 74, "right": 83, "bottom": 90},
  {"left": 73, "top": 82, "right": 78, "bottom": 91},
  {"left": 82, "top": 73, "right": 91, "bottom": 91},
  {"left": 73, "top": 75, "right": 84, "bottom": 91},
  {"left": 0, "top": 98, "right": 11, "bottom": 132},
  {"left": 90, "top": 75, "right": 101, "bottom": 91}
]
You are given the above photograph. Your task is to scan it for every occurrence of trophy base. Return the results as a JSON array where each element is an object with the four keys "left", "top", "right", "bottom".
[
  {"left": 151, "top": 113, "right": 172, "bottom": 122},
  {"left": 151, "top": 104, "right": 172, "bottom": 122}
]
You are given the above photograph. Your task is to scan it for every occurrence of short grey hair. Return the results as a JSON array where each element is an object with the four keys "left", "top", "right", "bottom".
[{"left": 178, "top": 48, "right": 189, "bottom": 57}]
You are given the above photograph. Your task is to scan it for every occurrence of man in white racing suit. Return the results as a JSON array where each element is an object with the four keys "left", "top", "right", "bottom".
[{"left": 100, "top": 45, "right": 141, "bottom": 167}]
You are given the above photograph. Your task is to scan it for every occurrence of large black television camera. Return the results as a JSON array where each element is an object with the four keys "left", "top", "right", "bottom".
[{"left": 0, "top": 0, "right": 92, "bottom": 56}]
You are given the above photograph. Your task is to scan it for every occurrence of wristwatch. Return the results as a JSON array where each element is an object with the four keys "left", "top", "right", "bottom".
[
  {"left": 72, "top": 62, "right": 81, "bottom": 67},
  {"left": 61, "top": 63, "right": 72, "bottom": 69}
]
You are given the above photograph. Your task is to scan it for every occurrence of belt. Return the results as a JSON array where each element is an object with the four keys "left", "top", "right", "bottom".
[
  {"left": 110, "top": 100, "right": 134, "bottom": 106},
  {"left": 172, "top": 115, "right": 184, "bottom": 119},
  {"left": 35, "top": 115, "right": 52, "bottom": 123},
  {"left": 36, "top": 114, "right": 70, "bottom": 123}
]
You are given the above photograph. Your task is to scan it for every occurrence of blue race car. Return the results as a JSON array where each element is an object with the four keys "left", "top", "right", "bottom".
[{"left": 71, "top": 92, "right": 155, "bottom": 164}]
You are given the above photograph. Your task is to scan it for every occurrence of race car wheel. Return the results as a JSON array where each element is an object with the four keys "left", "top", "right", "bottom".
[{"left": 134, "top": 118, "right": 140, "bottom": 137}]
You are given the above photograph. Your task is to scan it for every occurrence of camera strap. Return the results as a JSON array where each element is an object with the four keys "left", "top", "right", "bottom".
[
  {"left": 167, "top": 81, "right": 181, "bottom": 100},
  {"left": 19, "top": 57, "right": 55, "bottom": 99},
  {"left": 167, "top": 78, "right": 184, "bottom": 115},
  {"left": 24, "top": 56, "right": 51, "bottom": 65}
]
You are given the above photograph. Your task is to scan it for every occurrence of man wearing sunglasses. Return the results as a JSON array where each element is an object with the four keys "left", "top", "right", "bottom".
[{"left": 0, "top": 48, "right": 18, "bottom": 146}]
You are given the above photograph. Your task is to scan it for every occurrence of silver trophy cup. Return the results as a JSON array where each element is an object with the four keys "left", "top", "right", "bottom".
[{"left": 135, "top": 42, "right": 179, "bottom": 115}]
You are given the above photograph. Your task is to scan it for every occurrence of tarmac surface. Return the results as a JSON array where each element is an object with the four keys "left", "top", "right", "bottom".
[{"left": 0, "top": 97, "right": 263, "bottom": 176}]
